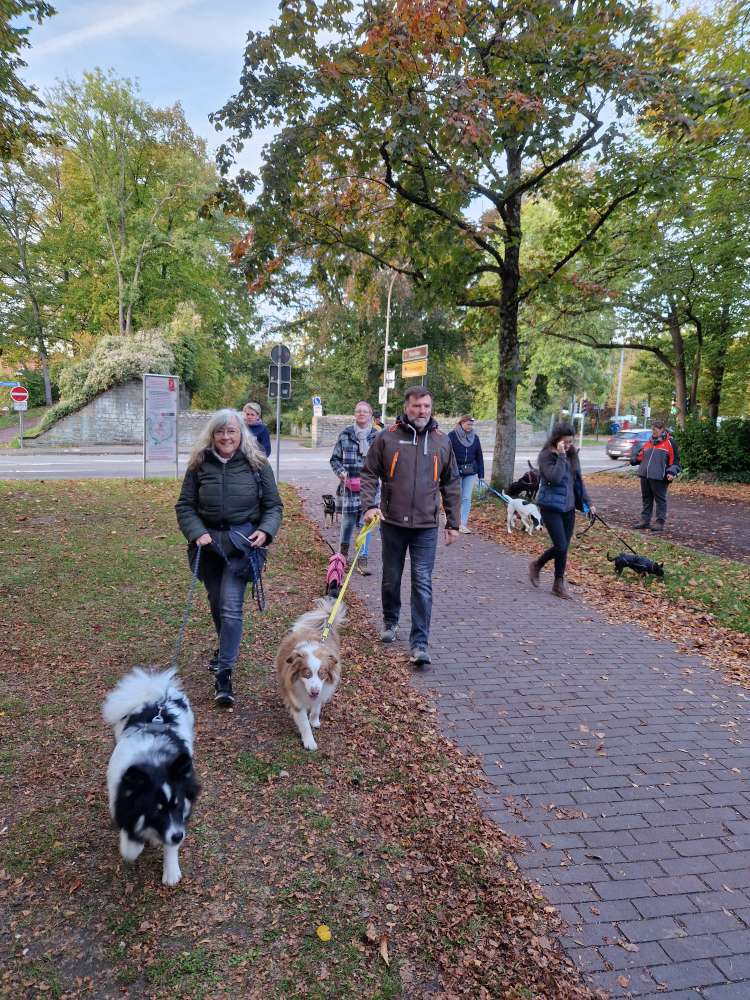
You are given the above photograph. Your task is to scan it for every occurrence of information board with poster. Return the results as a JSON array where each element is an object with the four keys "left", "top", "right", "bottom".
[{"left": 142, "top": 373, "right": 179, "bottom": 479}]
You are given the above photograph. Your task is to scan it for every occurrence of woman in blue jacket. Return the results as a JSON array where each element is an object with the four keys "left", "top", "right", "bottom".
[
  {"left": 529, "top": 423, "right": 595, "bottom": 599},
  {"left": 448, "top": 415, "right": 484, "bottom": 533}
]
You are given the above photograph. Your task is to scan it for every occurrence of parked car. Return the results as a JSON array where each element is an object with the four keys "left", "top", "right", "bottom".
[{"left": 605, "top": 429, "right": 651, "bottom": 460}]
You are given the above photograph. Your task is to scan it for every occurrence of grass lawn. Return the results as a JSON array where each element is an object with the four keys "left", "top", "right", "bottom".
[
  {"left": 0, "top": 480, "right": 594, "bottom": 1000},
  {"left": 0, "top": 405, "right": 47, "bottom": 432}
]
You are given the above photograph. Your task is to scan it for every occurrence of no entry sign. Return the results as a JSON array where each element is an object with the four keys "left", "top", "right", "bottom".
[{"left": 10, "top": 386, "right": 28, "bottom": 403}]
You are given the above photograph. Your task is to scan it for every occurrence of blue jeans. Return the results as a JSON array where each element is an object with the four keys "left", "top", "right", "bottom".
[
  {"left": 199, "top": 546, "right": 250, "bottom": 672},
  {"left": 459, "top": 474, "right": 477, "bottom": 526},
  {"left": 340, "top": 509, "right": 369, "bottom": 556},
  {"left": 380, "top": 523, "right": 438, "bottom": 649}
]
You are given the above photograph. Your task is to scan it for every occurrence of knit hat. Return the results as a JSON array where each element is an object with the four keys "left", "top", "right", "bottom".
[{"left": 244, "top": 401, "right": 262, "bottom": 417}]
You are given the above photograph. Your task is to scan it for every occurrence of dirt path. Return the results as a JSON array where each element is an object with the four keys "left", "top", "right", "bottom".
[
  {"left": 585, "top": 482, "right": 750, "bottom": 564},
  {"left": 0, "top": 413, "right": 43, "bottom": 445}
]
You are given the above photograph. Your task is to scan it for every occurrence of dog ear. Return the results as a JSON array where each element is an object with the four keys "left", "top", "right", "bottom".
[
  {"left": 121, "top": 765, "right": 150, "bottom": 795},
  {"left": 168, "top": 752, "right": 193, "bottom": 782}
]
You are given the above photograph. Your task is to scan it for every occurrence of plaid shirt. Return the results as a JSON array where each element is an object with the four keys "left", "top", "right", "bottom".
[{"left": 329, "top": 424, "right": 379, "bottom": 514}]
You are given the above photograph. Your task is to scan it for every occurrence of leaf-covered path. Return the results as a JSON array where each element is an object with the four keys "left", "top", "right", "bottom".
[{"left": 293, "top": 467, "right": 750, "bottom": 1000}]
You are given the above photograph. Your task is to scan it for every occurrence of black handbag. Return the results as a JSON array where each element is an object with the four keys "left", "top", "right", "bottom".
[{"left": 458, "top": 461, "right": 477, "bottom": 476}]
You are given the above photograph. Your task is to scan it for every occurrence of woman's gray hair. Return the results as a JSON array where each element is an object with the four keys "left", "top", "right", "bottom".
[{"left": 187, "top": 408, "right": 265, "bottom": 471}]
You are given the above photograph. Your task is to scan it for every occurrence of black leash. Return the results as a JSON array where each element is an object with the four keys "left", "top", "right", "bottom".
[
  {"left": 169, "top": 546, "right": 202, "bottom": 671},
  {"left": 577, "top": 511, "right": 639, "bottom": 556}
]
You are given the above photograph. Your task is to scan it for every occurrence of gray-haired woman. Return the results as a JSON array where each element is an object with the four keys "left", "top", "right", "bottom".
[{"left": 176, "top": 409, "right": 283, "bottom": 705}]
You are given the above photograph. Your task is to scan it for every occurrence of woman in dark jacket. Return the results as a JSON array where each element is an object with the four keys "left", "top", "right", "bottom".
[
  {"left": 448, "top": 415, "right": 484, "bottom": 533},
  {"left": 529, "top": 423, "right": 595, "bottom": 599},
  {"left": 176, "top": 409, "right": 283, "bottom": 705}
]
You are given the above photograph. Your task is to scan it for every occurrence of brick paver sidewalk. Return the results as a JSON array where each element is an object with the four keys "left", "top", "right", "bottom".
[{"left": 291, "top": 470, "right": 750, "bottom": 999}]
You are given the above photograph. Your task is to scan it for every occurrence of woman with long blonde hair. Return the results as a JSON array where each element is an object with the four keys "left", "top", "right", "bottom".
[{"left": 176, "top": 409, "right": 283, "bottom": 705}]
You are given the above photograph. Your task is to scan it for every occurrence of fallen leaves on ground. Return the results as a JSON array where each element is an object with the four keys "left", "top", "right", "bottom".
[
  {"left": 0, "top": 480, "right": 600, "bottom": 1000},
  {"left": 589, "top": 470, "right": 750, "bottom": 503}
]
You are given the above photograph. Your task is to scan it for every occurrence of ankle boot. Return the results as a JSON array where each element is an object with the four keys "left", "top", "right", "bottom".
[
  {"left": 528, "top": 557, "right": 543, "bottom": 588},
  {"left": 552, "top": 577, "right": 573, "bottom": 600},
  {"left": 357, "top": 556, "right": 371, "bottom": 576},
  {"left": 340, "top": 542, "right": 349, "bottom": 559},
  {"left": 214, "top": 669, "right": 234, "bottom": 706}
]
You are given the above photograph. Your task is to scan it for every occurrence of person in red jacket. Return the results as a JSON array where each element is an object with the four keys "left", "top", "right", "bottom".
[{"left": 630, "top": 419, "right": 681, "bottom": 531}]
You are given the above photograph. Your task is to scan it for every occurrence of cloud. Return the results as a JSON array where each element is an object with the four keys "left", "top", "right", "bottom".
[{"left": 32, "top": 0, "right": 201, "bottom": 57}]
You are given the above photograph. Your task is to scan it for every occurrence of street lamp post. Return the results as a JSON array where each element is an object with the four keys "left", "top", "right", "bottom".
[{"left": 381, "top": 271, "right": 397, "bottom": 424}]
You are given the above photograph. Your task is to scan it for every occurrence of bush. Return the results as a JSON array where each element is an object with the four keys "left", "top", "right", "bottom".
[{"left": 675, "top": 418, "right": 750, "bottom": 483}]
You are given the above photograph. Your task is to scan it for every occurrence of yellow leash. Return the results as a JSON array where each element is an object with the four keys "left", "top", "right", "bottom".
[{"left": 321, "top": 514, "right": 381, "bottom": 639}]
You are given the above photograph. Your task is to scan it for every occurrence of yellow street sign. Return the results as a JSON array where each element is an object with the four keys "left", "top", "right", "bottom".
[{"left": 401, "top": 359, "right": 428, "bottom": 377}]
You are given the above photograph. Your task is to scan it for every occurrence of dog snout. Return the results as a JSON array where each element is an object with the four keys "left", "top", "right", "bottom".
[
  {"left": 168, "top": 829, "right": 185, "bottom": 845},
  {"left": 309, "top": 689, "right": 321, "bottom": 700}
]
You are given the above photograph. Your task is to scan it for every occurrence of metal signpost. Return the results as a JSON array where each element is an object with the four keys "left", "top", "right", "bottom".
[
  {"left": 269, "top": 344, "right": 292, "bottom": 480},
  {"left": 9, "top": 385, "right": 29, "bottom": 447},
  {"left": 142, "top": 374, "right": 179, "bottom": 480}
]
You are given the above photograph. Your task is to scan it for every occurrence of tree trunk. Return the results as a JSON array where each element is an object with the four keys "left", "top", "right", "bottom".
[
  {"left": 689, "top": 318, "right": 702, "bottom": 416},
  {"left": 667, "top": 303, "right": 688, "bottom": 429},
  {"left": 30, "top": 296, "right": 52, "bottom": 405},
  {"left": 491, "top": 149, "right": 522, "bottom": 489}
]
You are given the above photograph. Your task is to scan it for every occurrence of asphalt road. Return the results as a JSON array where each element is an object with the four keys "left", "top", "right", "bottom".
[{"left": 0, "top": 440, "right": 618, "bottom": 481}]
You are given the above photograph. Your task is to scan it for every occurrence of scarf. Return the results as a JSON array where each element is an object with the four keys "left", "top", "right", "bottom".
[
  {"left": 454, "top": 424, "right": 476, "bottom": 448},
  {"left": 354, "top": 422, "right": 373, "bottom": 456}
]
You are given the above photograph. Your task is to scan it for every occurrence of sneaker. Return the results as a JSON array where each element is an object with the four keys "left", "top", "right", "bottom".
[
  {"left": 208, "top": 649, "right": 219, "bottom": 674},
  {"left": 651, "top": 521, "right": 665, "bottom": 532},
  {"left": 380, "top": 624, "right": 398, "bottom": 643},
  {"left": 214, "top": 670, "right": 234, "bottom": 706},
  {"left": 459, "top": 524, "right": 472, "bottom": 534},
  {"left": 633, "top": 521, "right": 650, "bottom": 530},
  {"left": 409, "top": 647, "right": 432, "bottom": 666}
]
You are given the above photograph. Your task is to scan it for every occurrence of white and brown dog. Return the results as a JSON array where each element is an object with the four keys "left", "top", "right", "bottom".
[{"left": 276, "top": 598, "right": 345, "bottom": 751}]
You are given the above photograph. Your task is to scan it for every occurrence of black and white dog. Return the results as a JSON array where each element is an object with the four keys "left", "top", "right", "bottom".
[{"left": 102, "top": 668, "right": 200, "bottom": 886}]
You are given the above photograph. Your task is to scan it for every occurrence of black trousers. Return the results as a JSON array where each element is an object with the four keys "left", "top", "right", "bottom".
[
  {"left": 640, "top": 478, "right": 668, "bottom": 524},
  {"left": 538, "top": 507, "right": 576, "bottom": 579}
]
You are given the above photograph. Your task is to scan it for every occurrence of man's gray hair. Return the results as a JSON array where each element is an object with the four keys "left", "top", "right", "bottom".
[
  {"left": 403, "top": 385, "right": 434, "bottom": 403},
  {"left": 187, "top": 408, "right": 266, "bottom": 471}
]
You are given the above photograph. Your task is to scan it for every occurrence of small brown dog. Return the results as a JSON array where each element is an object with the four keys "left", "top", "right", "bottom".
[{"left": 275, "top": 598, "right": 345, "bottom": 751}]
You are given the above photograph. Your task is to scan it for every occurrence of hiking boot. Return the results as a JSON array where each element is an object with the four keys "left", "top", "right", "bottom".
[
  {"left": 357, "top": 556, "right": 372, "bottom": 576},
  {"left": 528, "top": 557, "right": 543, "bottom": 588},
  {"left": 409, "top": 647, "right": 432, "bottom": 666},
  {"left": 214, "top": 670, "right": 234, "bottom": 707},
  {"left": 380, "top": 624, "right": 398, "bottom": 643},
  {"left": 651, "top": 521, "right": 665, "bottom": 532},
  {"left": 208, "top": 649, "right": 219, "bottom": 674},
  {"left": 551, "top": 577, "right": 573, "bottom": 600},
  {"left": 340, "top": 542, "right": 349, "bottom": 558},
  {"left": 633, "top": 521, "right": 650, "bottom": 530}
]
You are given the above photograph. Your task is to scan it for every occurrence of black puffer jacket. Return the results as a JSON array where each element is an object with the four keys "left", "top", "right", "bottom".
[{"left": 175, "top": 450, "right": 283, "bottom": 543}]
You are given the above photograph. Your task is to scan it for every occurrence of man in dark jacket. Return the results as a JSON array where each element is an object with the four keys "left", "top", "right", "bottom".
[
  {"left": 630, "top": 419, "right": 681, "bottom": 531},
  {"left": 242, "top": 401, "right": 272, "bottom": 457},
  {"left": 361, "top": 386, "right": 460, "bottom": 666}
]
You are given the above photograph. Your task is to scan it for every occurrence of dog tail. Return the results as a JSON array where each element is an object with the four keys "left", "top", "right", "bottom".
[
  {"left": 292, "top": 597, "right": 347, "bottom": 635},
  {"left": 102, "top": 667, "right": 182, "bottom": 726},
  {"left": 606, "top": 552, "right": 615, "bottom": 562},
  {"left": 500, "top": 490, "right": 513, "bottom": 504}
]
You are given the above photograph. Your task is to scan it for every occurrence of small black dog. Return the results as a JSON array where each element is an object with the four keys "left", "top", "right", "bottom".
[
  {"left": 607, "top": 552, "right": 665, "bottom": 578},
  {"left": 322, "top": 494, "right": 337, "bottom": 527}
]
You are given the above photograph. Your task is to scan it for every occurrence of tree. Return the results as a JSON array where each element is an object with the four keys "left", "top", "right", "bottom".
[
  {"left": 48, "top": 71, "right": 219, "bottom": 336},
  {"left": 0, "top": 1, "right": 54, "bottom": 159},
  {"left": 212, "top": 0, "right": 689, "bottom": 485}
]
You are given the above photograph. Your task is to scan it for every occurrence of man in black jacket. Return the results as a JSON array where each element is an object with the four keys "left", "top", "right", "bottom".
[{"left": 361, "top": 387, "right": 460, "bottom": 666}]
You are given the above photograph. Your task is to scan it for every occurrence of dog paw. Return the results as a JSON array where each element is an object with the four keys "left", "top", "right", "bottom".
[
  {"left": 120, "top": 831, "right": 144, "bottom": 862},
  {"left": 303, "top": 736, "right": 318, "bottom": 751},
  {"left": 162, "top": 865, "right": 182, "bottom": 886},
  {"left": 310, "top": 717, "right": 321, "bottom": 729}
]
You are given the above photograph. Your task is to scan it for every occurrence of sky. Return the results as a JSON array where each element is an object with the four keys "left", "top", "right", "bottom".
[{"left": 22, "top": 0, "right": 282, "bottom": 176}]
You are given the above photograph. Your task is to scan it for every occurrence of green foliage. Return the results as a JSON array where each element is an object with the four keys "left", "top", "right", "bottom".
[
  {"left": 0, "top": 1, "right": 54, "bottom": 159},
  {"left": 41, "top": 330, "right": 174, "bottom": 430},
  {"left": 675, "top": 418, "right": 750, "bottom": 482}
]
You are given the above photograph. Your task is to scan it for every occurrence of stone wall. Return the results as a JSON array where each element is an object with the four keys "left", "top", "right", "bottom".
[
  {"left": 28, "top": 380, "right": 201, "bottom": 448},
  {"left": 310, "top": 414, "right": 545, "bottom": 451}
]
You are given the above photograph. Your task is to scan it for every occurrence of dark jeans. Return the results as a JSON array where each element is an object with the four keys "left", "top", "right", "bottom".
[
  {"left": 640, "top": 478, "right": 668, "bottom": 524},
  {"left": 538, "top": 507, "right": 576, "bottom": 579},
  {"left": 380, "top": 522, "right": 438, "bottom": 649},
  {"left": 199, "top": 545, "right": 250, "bottom": 672}
]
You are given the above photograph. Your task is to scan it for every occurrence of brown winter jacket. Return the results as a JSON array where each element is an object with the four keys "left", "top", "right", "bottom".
[{"left": 360, "top": 415, "right": 461, "bottom": 530}]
